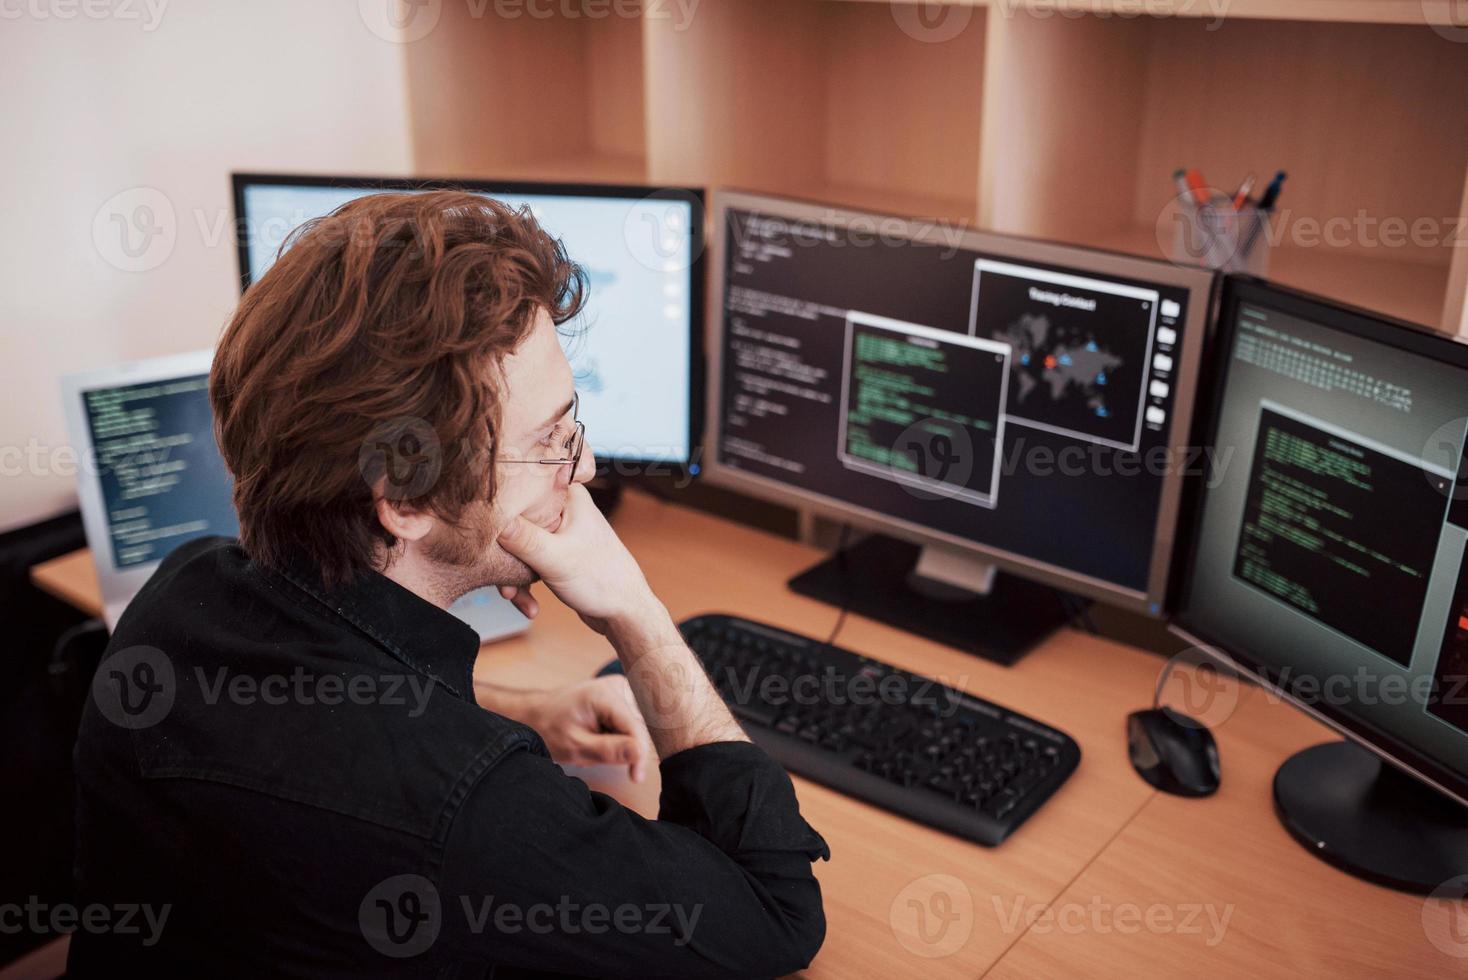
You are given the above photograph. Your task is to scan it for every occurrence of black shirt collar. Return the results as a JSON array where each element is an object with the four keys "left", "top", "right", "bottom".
[{"left": 272, "top": 552, "right": 480, "bottom": 702}]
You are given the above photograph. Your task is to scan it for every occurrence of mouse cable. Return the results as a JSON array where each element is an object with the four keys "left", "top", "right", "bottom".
[{"left": 824, "top": 523, "right": 853, "bottom": 648}]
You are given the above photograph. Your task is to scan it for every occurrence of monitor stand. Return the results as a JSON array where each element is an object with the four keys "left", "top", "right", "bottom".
[
  {"left": 1274, "top": 740, "right": 1468, "bottom": 895},
  {"left": 786, "top": 534, "right": 1073, "bottom": 665}
]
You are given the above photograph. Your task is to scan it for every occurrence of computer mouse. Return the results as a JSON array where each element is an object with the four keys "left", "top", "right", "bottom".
[{"left": 1127, "top": 706, "right": 1220, "bottom": 797}]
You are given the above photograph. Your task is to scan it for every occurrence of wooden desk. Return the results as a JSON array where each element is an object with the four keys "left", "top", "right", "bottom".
[
  {"left": 29, "top": 491, "right": 1464, "bottom": 977},
  {"left": 988, "top": 672, "right": 1467, "bottom": 980},
  {"left": 30, "top": 547, "right": 101, "bottom": 619}
]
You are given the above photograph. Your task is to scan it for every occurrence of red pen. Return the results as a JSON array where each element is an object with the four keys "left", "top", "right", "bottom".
[{"left": 1183, "top": 168, "right": 1214, "bottom": 209}]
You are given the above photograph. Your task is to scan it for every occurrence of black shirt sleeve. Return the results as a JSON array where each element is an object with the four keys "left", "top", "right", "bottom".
[{"left": 436, "top": 740, "right": 830, "bottom": 979}]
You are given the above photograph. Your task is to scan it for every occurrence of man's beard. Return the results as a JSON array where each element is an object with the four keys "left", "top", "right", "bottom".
[{"left": 422, "top": 506, "right": 538, "bottom": 603}]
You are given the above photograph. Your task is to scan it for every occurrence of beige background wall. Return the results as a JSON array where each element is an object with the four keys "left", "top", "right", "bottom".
[{"left": 0, "top": 1, "right": 413, "bottom": 533}]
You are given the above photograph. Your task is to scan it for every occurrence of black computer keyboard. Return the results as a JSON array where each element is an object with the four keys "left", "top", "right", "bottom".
[{"left": 679, "top": 613, "right": 1081, "bottom": 846}]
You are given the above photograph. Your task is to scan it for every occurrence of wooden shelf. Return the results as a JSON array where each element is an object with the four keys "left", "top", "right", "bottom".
[
  {"left": 646, "top": 0, "right": 985, "bottom": 222},
  {"left": 849, "top": 0, "right": 1468, "bottom": 27},
  {"left": 387, "top": 0, "right": 1468, "bottom": 332},
  {"left": 1266, "top": 245, "right": 1454, "bottom": 330},
  {"left": 402, "top": 1, "right": 645, "bottom": 179},
  {"left": 490, "top": 152, "right": 648, "bottom": 187},
  {"left": 980, "top": 12, "right": 1468, "bottom": 330},
  {"left": 1092, "top": 224, "right": 1454, "bottom": 329},
  {"left": 786, "top": 180, "right": 978, "bottom": 225}
]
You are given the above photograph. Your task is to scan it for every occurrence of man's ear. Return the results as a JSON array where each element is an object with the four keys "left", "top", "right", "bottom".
[{"left": 375, "top": 496, "right": 436, "bottom": 543}]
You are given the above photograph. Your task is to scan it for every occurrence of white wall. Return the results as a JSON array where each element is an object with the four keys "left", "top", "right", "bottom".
[{"left": 0, "top": 0, "right": 414, "bottom": 533}]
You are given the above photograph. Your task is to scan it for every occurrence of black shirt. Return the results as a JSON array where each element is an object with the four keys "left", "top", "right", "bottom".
[{"left": 69, "top": 537, "right": 829, "bottom": 978}]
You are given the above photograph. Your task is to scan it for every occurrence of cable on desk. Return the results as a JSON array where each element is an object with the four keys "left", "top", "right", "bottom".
[
  {"left": 1054, "top": 589, "right": 1079, "bottom": 630},
  {"left": 1055, "top": 590, "right": 1099, "bottom": 635},
  {"left": 1075, "top": 599, "right": 1099, "bottom": 635},
  {"left": 824, "top": 523, "right": 853, "bottom": 647}
]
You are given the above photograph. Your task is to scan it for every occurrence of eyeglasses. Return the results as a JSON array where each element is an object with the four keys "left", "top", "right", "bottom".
[{"left": 497, "top": 392, "right": 585, "bottom": 471}]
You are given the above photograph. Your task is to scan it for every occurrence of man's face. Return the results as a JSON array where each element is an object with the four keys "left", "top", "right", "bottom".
[{"left": 419, "top": 308, "right": 594, "bottom": 593}]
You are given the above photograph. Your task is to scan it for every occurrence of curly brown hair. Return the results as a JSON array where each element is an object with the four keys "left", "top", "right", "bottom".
[{"left": 210, "top": 190, "right": 587, "bottom": 585}]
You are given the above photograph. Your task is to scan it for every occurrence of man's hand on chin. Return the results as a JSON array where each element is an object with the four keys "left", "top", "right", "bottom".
[
  {"left": 495, "top": 481, "right": 748, "bottom": 758},
  {"left": 494, "top": 484, "right": 663, "bottom": 634},
  {"left": 477, "top": 675, "right": 654, "bottom": 783}
]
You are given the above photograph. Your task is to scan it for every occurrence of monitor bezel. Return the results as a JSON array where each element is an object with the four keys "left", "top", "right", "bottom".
[
  {"left": 230, "top": 172, "right": 706, "bottom": 476},
  {"left": 703, "top": 189, "right": 1218, "bottom": 617},
  {"left": 1172, "top": 274, "right": 1468, "bottom": 808}
]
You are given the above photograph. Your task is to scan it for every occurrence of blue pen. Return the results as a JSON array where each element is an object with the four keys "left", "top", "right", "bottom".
[
  {"left": 1240, "top": 171, "right": 1286, "bottom": 257},
  {"left": 1257, "top": 171, "right": 1287, "bottom": 211}
]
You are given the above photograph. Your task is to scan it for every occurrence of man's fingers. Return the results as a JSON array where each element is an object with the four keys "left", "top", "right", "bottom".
[
  {"left": 571, "top": 733, "right": 645, "bottom": 775},
  {"left": 497, "top": 514, "right": 557, "bottom": 566},
  {"left": 592, "top": 678, "right": 648, "bottom": 736},
  {"left": 509, "top": 589, "right": 539, "bottom": 619},
  {"left": 495, "top": 584, "right": 538, "bottom": 617},
  {"left": 589, "top": 677, "right": 653, "bottom": 782},
  {"left": 630, "top": 745, "right": 649, "bottom": 783}
]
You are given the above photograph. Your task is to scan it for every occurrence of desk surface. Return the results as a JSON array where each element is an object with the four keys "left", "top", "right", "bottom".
[{"left": 30, "top": 491, "right": 1464, "bottom": 976}]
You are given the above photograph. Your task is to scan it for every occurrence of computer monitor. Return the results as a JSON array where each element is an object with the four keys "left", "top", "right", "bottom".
[
  {"left": 232, "top": 173, "right": 704, "bottom": 479},
  {"left": 61, "top": 352, "right": 528, "bottom": 642},
  {"left": 1173, "top": 277, "right": 1468, "bottom": 893},
  {"left": 61, "top": 351, "right": 239, "bottom": 628},
  {"left": 704, "top": 191, "right": 1217, "bottom": 661}
]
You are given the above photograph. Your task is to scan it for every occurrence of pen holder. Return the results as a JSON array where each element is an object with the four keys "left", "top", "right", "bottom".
[{"left": 1170, "top": 205, "right": 1272, "bottom": 275}]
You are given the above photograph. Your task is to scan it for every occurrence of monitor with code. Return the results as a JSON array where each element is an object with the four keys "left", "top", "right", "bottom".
[
  {"left": 706, "top": 192, "right": 1216, "bottom": 615},
  {"left": 83, "top": 372, "right": 238, "bottom": 571},
  {"left": 1177, "top": 278, "right": 1468, "bottom": 797}
]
